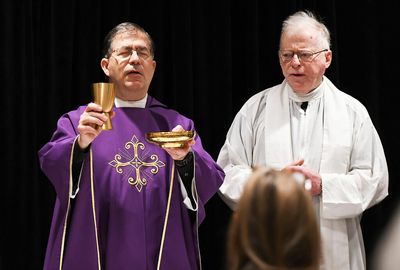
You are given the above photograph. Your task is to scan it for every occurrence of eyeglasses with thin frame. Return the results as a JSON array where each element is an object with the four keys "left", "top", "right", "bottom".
[
  {"left": 279, "top": 49, "right": 328, "bottom": 63},
  {"left": 110, "top": 46, "right": 152, "bottom": 62}
]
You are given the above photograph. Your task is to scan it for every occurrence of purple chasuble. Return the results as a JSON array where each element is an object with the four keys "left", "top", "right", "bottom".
[{"left": 38, "top": 96, "right": 224, "bottom": 270}]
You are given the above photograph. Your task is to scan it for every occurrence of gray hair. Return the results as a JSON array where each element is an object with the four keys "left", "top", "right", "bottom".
[
  {"left": 281, "top": 10, "right": 331, "bottom": 49},
  {"left": 102, "top": 22, "right": 155, "bottom": 58}
]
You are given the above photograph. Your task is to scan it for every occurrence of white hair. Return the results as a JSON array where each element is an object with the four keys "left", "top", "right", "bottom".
[{"left": 281, "top": 10, "right": 331, "bottom": 49}]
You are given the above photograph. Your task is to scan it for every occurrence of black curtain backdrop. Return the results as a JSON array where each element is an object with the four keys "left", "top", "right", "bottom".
[{"left": 1, "top": 0, "right": 399, "bottom": 269}]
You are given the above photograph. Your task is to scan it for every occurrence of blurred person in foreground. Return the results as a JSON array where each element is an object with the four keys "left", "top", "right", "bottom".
[
  {"left": 227, "top": 167, "right": 320, "bottom": 270},
  {"left": 217, "top": 10, "right": 388, "bottom": 270},
  {"left": 372, "top": 202, "right": 400, "bottom": 270},
  {"left": 38, "top": 22, "right": 224, "bottom": 270}
]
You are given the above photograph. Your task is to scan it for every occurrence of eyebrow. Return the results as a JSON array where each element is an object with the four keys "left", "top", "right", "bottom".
[
  {"left": 281, "top": 49, "right": 313, "bottom": 52},
  {"left": 120, "top": 45, "right": 149, "bottom": 51}
]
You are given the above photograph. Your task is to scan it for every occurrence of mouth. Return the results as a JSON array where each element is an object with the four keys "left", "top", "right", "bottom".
[
  {"left": 289, "top": 73, "right": 304, "bottom": 77},
  {"left": 126, "top": 70, "right": 142, "bottom": 76}
]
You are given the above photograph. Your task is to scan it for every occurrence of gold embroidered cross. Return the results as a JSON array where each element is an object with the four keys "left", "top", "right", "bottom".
[{"left": 109, "top": 135, "right": 165, "bottom": 192}]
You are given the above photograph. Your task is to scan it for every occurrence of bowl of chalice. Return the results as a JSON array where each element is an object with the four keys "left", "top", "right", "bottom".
[{"left": 146, "top": 130, "right": 196, "bottom": 148}]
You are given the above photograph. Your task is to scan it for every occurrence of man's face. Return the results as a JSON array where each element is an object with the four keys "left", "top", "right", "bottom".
[
  {"left": 101, "top": 31, "right": 156, "bottom": 100},
  {"left": 279, "top": 27, "right": 331, "bottom": 95}
]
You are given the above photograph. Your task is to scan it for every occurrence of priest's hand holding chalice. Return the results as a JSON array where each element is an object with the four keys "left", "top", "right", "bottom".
[
  {"left": 76, "top": 82, "right": 115, "bottom": 150},
  {"left": 91, "top": 82, "right": 116, "bottom": 130}
]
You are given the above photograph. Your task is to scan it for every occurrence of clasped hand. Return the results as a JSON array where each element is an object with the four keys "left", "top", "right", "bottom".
[{"left": 284, "top": 159, "right": 322, "bottom": 196}]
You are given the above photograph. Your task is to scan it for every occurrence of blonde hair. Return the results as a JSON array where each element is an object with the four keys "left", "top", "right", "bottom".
[{"left": 227, "top": 167, "right": 320, "bottom": 270}]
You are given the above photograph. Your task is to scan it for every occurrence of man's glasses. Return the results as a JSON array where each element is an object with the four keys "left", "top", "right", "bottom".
[
  {"left": 110, "top": 46, "right": 152, "bottom": 61},
  {"left": 279, "top": 49, "right": 328, "bottom": 63}
]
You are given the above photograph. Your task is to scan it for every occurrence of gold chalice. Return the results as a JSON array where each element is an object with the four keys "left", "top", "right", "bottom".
[{"left": 91, "top": 82, "right": 116, "bottom": 130}]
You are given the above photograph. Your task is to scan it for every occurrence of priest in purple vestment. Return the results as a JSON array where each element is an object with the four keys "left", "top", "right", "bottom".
[{"left": 38, "top": 22, "right": 225, "bottom": 270}]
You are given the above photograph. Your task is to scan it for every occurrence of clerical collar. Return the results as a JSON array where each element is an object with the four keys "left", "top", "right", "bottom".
[
  {"left": 114, "top": 95, "right": 148, "bottom": 108},
  {"left": 287, "top": 79, "right": 324, "bottom": 103}
]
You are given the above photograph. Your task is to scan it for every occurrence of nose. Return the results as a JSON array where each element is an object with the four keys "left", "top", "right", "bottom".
[
  {"left": 129, "top": 50, "right": 140, "bottom": 64},
  {"left": 291, "top": 53, "right": 301, "bottom": 66}
]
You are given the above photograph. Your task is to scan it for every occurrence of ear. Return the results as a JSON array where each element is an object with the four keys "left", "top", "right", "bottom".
[
  {"left": 100, "top": 58, "right": 110, "bottom": 76},
  {"left": 324, "top": 50, "right": 332, "bottom": 69},
  {"left": 152, "top": 60, "right": 157, "bottom": 70}
]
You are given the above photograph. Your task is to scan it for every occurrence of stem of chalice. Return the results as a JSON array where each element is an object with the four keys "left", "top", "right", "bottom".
[{"left": 91, "top": 82, "right": 116, "bottom": 130}]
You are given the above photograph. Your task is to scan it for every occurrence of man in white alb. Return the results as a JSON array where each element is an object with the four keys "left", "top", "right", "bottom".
[{"left": 217, "top": 10, "right": 388, "bottom": 270}]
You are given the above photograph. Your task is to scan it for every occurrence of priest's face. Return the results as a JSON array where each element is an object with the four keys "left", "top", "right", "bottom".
[
  {"left": 101, "top": 31, "right": 156, "bottom": 101},
  {"left": 279, "top": 26, "right": 332, "bottom": 95}
]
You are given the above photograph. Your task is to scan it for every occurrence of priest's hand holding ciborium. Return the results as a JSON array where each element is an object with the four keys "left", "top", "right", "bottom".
[{"left": 91, "top": 82, "right": 116, "bottom": 130}]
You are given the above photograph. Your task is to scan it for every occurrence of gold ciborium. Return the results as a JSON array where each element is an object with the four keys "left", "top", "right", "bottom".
[{"left": 91, "top": 82, "right": 116, "bottom": 130}]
